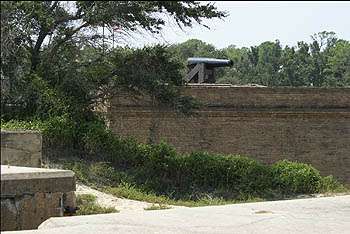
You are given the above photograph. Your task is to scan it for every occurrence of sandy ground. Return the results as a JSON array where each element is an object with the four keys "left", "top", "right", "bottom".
[{"left": 75, "top": 183, "right": 181, "bottom": 212}]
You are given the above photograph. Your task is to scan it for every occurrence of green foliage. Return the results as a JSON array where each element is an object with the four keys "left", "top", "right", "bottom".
[
  {"left": 105, "top": 183, "right": 170, "bottom": 204},
  {"left": 1, "top": 44, "right": 200, "bottom": 120},
  {"left": 76, "top": 194, "right": 118, "bottom": 216},
  {"left": 271, "top": 160, "right": 322, "bottom": 194},
  {"left": 58, "top": 118, "right": 346, "bottom": 201},
  {"left": 2, "top": 1, "right": 347, "bottom": 208},
  {"left": 137, "top": 149, "right": 272, "bottom": 199},
  {"left": 3, "top": 117, "right": 346, "bottom": 204},
  {"left": 68, "top": 161, "right": 262, "bottom": 207},
  {"left": 324, "top": 40, "right": 350, "bottom": 87},
  {"left": 1, "top": 116, "right": 79, "bottom": 146},
  {"left": 107, "top": 45, "right": 201, "bottom": 114},
  {"left": 168, "top": 39, "right": 223, "bottom": 60},
  {"left": 1, "top": 1, "right": 223, "bottom": 120},
  {"left": 319, "top": 176, "right": 348, "bottom": 193},
  {"left": 144, "top": 204, "right": 171, "bottom": 210},
  {"left": 169, "top": 32, "right": 350, "bottom": 87},
  {"left": 1, "top": 119, "right": 45, "bottom": 131},
  {"left": 65, "top": 161, "right": 129, "bottom": 187}
]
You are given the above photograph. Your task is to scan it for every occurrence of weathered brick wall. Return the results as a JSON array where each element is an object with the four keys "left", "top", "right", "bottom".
[{"left": 108, "top": 85, "right": 350, "bottom": 184}]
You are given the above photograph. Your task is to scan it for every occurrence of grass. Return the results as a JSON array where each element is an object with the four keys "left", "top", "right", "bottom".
[
  {"left": 104, "top": 184, "right": 222, "bottom": 207},
  {"left": 83, "top": 174, "right": 349, "bottom": 209},
  {"left": 144, "top": 204, "right": 172, "bottom": 211},
  {"left": 97, "top": 182, "right": 265, "bottom": 207},
  {"left": 76, "top": 194, "right": 118, "bottom": 216},
  {"left": 104, "top": 183, "right": 170, "bottom": 204}
]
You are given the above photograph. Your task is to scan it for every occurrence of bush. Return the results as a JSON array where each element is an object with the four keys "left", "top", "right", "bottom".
[
  {"left": 63, "top": 161, "right": 129, "bottom": 187},
  {"left": 319, "top": 175, "right": 348, "bottom": 193},
  {"left": 76, "top": 194, "right": 117, "bottom": 215},
  {"left": 180, "top": 152, "right": 271, "bottom": 196},
  {"left": 271, "top": 160, "right": 322, "bottom": 194}
]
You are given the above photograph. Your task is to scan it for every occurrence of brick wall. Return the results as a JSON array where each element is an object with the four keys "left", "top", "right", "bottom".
[{"left": 108, "top": 84, "right": 350, "bottom": 184}]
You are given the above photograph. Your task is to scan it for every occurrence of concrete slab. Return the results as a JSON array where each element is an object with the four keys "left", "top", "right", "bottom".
[
  {"left": 1, "top": 165, "right": 75, "bottom": 180},
  {"left": 1, "top": 165, "right": 75, "bottom": 194},
  {"left": 3, "top": 195, "right": 350, "bottom": 234}
]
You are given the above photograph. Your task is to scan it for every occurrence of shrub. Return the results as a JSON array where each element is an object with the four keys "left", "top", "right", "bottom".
[
  {"left": 129, "top": 147, "right": 272, "bottom": 199},
  {"left": 64, "top": 161, "right": 129, "bottom": 187},
  {"left": 81, "top": 121, "right": 143, "bottom": 168},
  {"left": 271, "top": 160, "right": 322, "bottom": 194},
  {"left": 319, "top": 175, "right": 347, "bottom": 193},
  {"left": 181, "top": 152, "right": 272, "bottom": 195},
  {"left": 76, "top": 194, "right": 117, "bottom": 215}
]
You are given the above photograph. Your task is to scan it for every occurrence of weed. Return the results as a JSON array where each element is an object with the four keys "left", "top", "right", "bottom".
[
  {"left": 144, "top": 204, "right": 172, "bottom": 211},
  {"left": 76, "top": 194, "right": 118, "bottom": 215}
]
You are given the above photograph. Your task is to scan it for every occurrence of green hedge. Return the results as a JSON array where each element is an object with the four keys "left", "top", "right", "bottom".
[
  {"left": 77, "top": 121, "right": 346, "bottom": 199},
  {"left": 1, "top": 118, "right": 346, "bottom": 200}
]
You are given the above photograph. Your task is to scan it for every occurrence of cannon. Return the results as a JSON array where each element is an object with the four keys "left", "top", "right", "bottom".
[{"left": 185, "top": 57, "right": 233, "bottom": 83}]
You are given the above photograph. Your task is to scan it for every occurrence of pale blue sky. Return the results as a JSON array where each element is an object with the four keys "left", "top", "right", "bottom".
[{"left": 131, "top": 1, "right": 350, "bottom": 49}]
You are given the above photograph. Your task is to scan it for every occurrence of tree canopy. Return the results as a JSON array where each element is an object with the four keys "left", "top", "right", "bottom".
[
  {"left": 169, "top": 31, "right": 350, "bottom": 87},
  {"left": 1, "top": 1, "right": 225, "bottom": 119}
]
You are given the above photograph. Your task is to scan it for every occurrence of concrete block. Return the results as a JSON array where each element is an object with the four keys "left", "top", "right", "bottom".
[
  {"left": 1, "top": 165, "right": 76, "bottom": 231},
  {"left": 1, "top": 131, "right": 42, "bottom": 167}
]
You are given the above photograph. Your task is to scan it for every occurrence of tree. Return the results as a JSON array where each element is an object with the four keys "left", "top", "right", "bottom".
[
  {"left": 309, "top": 31, "right": 338, "bottom": 86},
  {"left": 324, "top": 40, "right": 350, "bottom": 87},
  {"left": 205, "top": 32, "right": 350, "bottom": 87},
  {"left": 169, "top": 39, "right": 221, "bottom": 59},
  {"left": 1, "top": 1, "right": 225, "bottom": 73},
  {"left": 1, "top": 1, "right": 226, "bottom": 119},
  {"left": 217, "top": 45, "right": 250, "bottom": 84}
]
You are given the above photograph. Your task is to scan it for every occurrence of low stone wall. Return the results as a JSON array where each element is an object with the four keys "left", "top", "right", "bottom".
[
  {"left": 1, "top": 131, "right": 42, "bottom": 167},
  {"left": 108, "top": 85, "right": 350, "bottom": 184},
  {"left": 1, "top": 165, "right": 76, "bottom": 231}
]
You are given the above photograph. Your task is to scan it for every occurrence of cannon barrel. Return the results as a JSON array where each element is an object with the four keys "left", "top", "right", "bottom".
[{"left": 187, "top": 57, "right": 233, "bottom": 67}]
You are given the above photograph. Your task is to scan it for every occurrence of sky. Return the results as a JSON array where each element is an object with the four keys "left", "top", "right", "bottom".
[{"left": 130, "top": 1, "right": 350, "bottom": 49}]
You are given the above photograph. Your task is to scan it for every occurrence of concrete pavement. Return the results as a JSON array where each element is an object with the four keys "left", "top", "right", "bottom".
[{"left": 4, "top": 195, "right": 350, "bottom": 234}]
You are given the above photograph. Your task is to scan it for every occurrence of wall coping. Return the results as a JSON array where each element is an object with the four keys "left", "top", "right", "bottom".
[
  {"left": 185, "top": 84, "right": 350, "bottom": 90},
  {"left": 1, "top": 165, "right": 74, "bottom": 181}
]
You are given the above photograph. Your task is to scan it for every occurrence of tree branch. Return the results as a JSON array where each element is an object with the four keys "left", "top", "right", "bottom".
[
  {"left": 49, "top": 1, "right": 59, "bottom": 11},
  {"left": 31, "top": 29, "right": 48, "bottom": 71},
  {"left": 48, "top": 22, "right": 90, "bottom": 60}
]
